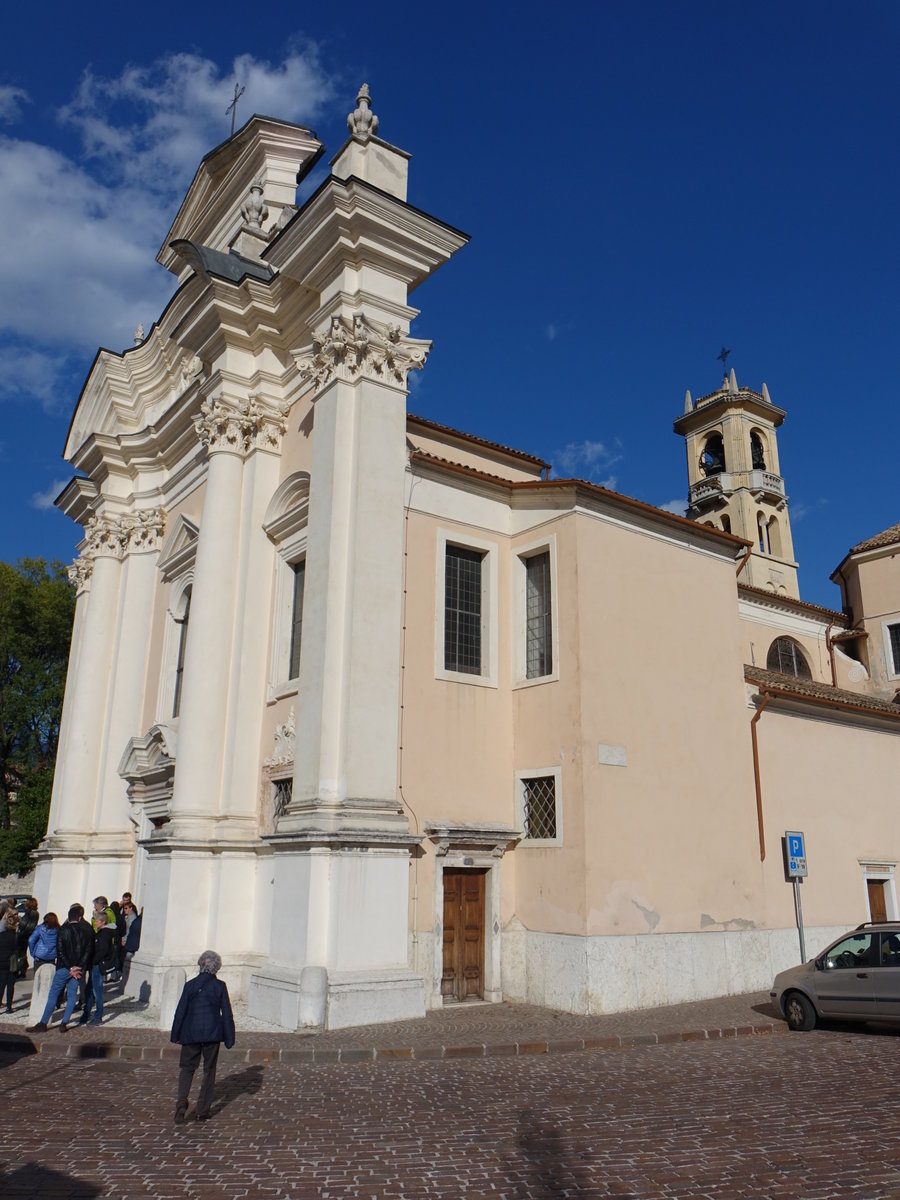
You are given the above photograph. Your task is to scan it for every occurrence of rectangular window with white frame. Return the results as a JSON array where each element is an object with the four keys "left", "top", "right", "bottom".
[
  {"left": 269, "top": 536, "right": 307, "bottom": 698},
  {"left": 885, "top": 622, "right": 900, "bottom": 679},
  {"left": 514, "top": 535, "right": 559, "bottom": 686},
  {"left": 435, "top": 530, "right": 498, "bottom": 687},
  {"left": 515, "top": 767, "right": 562, "bottom": 846}
]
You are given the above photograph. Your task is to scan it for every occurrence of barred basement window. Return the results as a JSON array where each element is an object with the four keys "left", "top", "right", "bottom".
[
  {"left": 525, "top": 551, "right": 553, "bottom": 679},
  {"left": 522, "top": 775, "right": 557, "bottom": 841},
  {"left": 444, "top": 544, "right": 484, "bottom": 674},
  {"left": 766, "top": 636, "right": 811, "bottom": 679},
  {"left": 272, "top": 777, "right": 293, "bottom": 821}
]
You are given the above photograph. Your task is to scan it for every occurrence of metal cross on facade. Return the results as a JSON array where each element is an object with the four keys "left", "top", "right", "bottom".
[
  {"left": 227, "top": 83, "right": 246, "bottom": 137},
  {"left": 716, "top": 345, "right": 731, "bottom": 377}
]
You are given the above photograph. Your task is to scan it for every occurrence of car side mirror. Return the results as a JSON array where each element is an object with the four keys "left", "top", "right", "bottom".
[{"left": 814, "top": 957, "right": 824, "bottom": 971}]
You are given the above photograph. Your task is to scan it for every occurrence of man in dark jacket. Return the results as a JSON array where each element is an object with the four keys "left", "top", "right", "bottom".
[
  {"left": 28, "top": 904, "right": 93, "bottom": 1033},
  {"left": 170, "top": 949, "right": 235, "bottom": 1123}
]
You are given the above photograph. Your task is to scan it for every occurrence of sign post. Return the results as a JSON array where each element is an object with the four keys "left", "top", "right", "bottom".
[{"left": 783, "top": 831, "right": 808, "bottom": 962}]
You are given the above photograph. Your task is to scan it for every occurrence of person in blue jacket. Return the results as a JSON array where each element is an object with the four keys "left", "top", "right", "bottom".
[{"left": 170, "top": 950, "right": 235, "bottom": 1124}]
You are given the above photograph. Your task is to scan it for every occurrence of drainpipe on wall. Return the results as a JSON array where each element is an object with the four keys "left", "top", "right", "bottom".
[
  {"left": 750, "top": 689, "right": 772, "bottom": 861},
  {"left": 735, "top": 544, "right": 753, "bottom": 580}
]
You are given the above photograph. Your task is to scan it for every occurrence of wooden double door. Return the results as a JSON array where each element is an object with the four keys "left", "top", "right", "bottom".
[{"left": 441, "top": 868, "right": 486, "bottom": 1002}]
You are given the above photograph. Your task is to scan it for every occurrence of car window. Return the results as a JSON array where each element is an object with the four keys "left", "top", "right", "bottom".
[
  {"left": 824, "top": 934, "right": 874, "bottom": 969},
  {"left": 878, "top": 933, "right": 900, "bottom": 967}
]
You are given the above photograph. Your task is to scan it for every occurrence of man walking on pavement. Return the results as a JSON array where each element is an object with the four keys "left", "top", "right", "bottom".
[{"left": 28, "top": 903, "right": 93, "bottom": 1033}]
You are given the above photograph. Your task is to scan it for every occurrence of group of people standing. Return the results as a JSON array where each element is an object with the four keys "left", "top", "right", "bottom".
[{"left": 20, "top": 892, "right": 142, "bottom": 1030}]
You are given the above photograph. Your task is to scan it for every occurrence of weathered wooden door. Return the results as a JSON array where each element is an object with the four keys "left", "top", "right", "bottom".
[
  {"left": 867, "top": 878, "right": 888, "bottom": 923},
  {"left": 441, "top": 868, "right": 486, "bottom": 1002}
]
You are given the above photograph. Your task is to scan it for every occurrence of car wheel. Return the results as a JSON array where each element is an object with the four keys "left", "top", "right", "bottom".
[{"left": 784, "top": 990, "right": 816, "bottom": 1032}]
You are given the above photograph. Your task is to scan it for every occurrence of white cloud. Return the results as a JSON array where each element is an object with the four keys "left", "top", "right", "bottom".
[
  {"left": 60, "top": 47, "right": 336, "bottom": 191},
  {"left": 551, "top": 438, "right": 623, "bottom": 481},
  {"left": 0, "top": 87, "right": 30, "bottom": 124},
  {"left": 658, "top": 498, "right": 688, "bottom": 516},
  {"left": 31, "top": 479, "right": 69, "bottom": 510},
  {"left": 0, "top": 342, "right": 73, "bottom": 410},
  {"left": 0, "top": 45, "right": 338, "bottom": 368},
  {"left": 791, "top": 498, "right": 828, "bottom": 523},
  {"left": 545, "top": 322, "right": 558, "bottom": 341}
]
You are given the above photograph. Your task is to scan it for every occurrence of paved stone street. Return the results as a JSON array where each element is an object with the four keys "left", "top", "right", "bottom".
[{"left": 2, "top": 1005, "right": 899, "bottom": 1199}]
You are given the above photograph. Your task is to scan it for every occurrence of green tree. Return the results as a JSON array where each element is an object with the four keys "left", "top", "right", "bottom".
[{"left": 0, "top": 559, "right": 75, "bottom": 873}]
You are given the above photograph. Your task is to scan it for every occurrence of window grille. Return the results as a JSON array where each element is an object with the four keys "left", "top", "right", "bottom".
[
  {"left": 289, "top": 561, "right": 305, "bottom": 679},
  {"left": 522, "top": 775, "right": 557, "bottom": 840},
  {"left": 272, "top": 777, "right": 293, "bottom": 821},
  {"left": 766, "top": 637, "right": 811, "bottom": 679},
  {"left": 444, "top": 545, "right": 483, "bottom": 674},
  {"left": 525, "top": 551, "right": 552, "bottom": 678},
  {"left": 889, "top": 624, "right": 900, "bottom": 675}
]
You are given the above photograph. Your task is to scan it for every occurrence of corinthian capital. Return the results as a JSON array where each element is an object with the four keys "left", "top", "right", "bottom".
[
  {"left": 84, "top": 514, "right": 127, "bottom": 559},
  {"left": 67, "top": 554, "right": 93, "bottom": 594},
  {"left": 194, "top": 394, "right": 290, "bottom": 456},
  {"left": 121, "top": 508, "right": 165, "bottom": 554},
  {"left": 294, "top": 314, "right": 431, "bottom": 397}
]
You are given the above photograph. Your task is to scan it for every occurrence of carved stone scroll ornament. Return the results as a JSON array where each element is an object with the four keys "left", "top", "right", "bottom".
[
  {"left": 194, "top": 394, "right": 290, "bottom": 456},
  {"left": 178, "top": 355, "right": 205, "bottom": 396},
  {"left": 294, "top": 314, "right": 431, "bottom": 396},
  {"left": 264, "top": 707, "right": 296, "bottom": 769}
]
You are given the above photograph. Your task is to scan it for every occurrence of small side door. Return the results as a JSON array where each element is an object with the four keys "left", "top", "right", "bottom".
[
  {"left": 812, "top": 932, "right": 877, "bottom": 1019},
  {"left": 872, "top": 931, "right": 900, "bottom": 1021}
]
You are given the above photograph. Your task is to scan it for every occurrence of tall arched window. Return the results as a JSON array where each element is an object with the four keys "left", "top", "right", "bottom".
[
  {"left": 758, "top": 513, "right": 770, "bottom": 554},
  {"left": 768, "top": 515, "right": 783, "bottom": 557},
  {"left": 767, "top": 637, "right": 811, "bottom": 679},
  {"left": 750, "top": 432, "right": 766, "bottom": 470},
  {"left": 172, "top": 586, "right": 192, "bottom": 717}
]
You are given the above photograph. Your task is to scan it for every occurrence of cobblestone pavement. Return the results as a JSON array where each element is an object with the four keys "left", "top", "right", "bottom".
[{"left": 2, "top": 1016, "right": 899, "bottom": 1198}]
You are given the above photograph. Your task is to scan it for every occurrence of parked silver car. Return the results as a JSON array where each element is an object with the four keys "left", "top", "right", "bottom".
[{"left": 771, "top": 922, "right": 900, "bottom": 1031}]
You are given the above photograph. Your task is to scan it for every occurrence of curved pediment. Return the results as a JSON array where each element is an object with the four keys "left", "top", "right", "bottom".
[{"left": 263, "top": 471, "right": 310, "bottom": 543}]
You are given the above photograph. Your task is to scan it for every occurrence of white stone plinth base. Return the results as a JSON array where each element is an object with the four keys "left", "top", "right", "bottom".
[
  {"left": 159, "top": 966, "right": 187, "bottom": 1032},
  {"left": 501, "top": 924, "right": 849, "bottom": 1015},
  {"left": 248, "top": 964, "right": 425, "bottom": 1030}
]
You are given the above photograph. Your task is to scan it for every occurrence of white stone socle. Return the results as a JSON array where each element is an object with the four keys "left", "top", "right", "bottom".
[{"left": 159, "top": 965, "right": 187, "bottom": 1032}]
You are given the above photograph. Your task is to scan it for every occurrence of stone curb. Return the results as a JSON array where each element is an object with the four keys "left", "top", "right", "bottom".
[{"left": 0, "top": 1020, "right": 788, "bottom": 1066}]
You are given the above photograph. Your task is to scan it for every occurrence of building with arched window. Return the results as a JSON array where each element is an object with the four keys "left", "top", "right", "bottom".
[{"left": 36, "top": 90, "right": 900, "bottom": 1030}]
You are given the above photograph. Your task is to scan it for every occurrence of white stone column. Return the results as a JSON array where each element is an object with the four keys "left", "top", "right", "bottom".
[
  {"left": 46, "top": 518, "right": 125, "bottom": 834},
  {"left": 95, "top": 511, "right": 165, "bottom": 835},
  {"left": 167, "top": 398, "right": 248, "bottom": 833}
]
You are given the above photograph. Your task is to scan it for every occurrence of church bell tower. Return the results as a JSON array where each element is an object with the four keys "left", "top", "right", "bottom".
[{"left": 673, "top": 367, "right": 799, "bottom": 597}]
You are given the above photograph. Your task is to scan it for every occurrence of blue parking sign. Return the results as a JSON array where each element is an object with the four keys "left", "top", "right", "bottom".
[{"left": 785, "top": 830, "right": 807, "bottom": 877}]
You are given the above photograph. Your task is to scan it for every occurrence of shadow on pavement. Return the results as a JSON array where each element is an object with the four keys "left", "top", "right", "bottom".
[
  {"left": 211, "top": 1063, "right": 265, "bottom": 1114},
  {"left": 516, "top": 1107, "right": 625, "bottom": 1199},
  {"left": 0, "top": 1161, "right": 101, "bottom": 1198},
  {"left": 0, "top": 1035, "right": 37, "bottom": 1069}
]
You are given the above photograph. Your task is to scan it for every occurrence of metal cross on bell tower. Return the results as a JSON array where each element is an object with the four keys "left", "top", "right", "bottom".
[{"left": 716, "top": 345, "right": 731, "bottom": 382}]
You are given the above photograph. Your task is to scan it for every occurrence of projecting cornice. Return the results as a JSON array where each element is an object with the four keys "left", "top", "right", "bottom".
[{"left": 264, "top": 175, "right": 469, "bottom": 296}]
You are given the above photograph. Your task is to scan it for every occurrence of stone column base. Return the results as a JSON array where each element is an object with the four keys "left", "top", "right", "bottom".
[{"left": 248, "top": 965, "right": 425, "bottom": 1031}]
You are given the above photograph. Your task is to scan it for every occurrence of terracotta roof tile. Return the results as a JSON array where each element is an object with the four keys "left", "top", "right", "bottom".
[
  {"left": 745, "top": 665, "right": 900, "bottom": 719},
  {"left": 737, "top": 584, "right": 846, "bottom": 623},
  {"left": 407, "top": 413, "right": 549, "bottom": 469},
  {"left": 848, "top": 522, "right": 900, "bottom": 555}
]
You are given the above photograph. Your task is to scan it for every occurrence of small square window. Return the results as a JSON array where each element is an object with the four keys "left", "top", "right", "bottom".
[{"left": 516, "top": 768, "right": 562, "bottom": 846}]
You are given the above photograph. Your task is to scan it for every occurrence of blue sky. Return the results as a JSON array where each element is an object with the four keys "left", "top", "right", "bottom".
[{"left": 1, "top": 1, "right": 897, "bottom": 607}]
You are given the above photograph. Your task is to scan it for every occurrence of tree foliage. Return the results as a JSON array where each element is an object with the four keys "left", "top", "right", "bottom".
[{"left": 0, "top": 559, "right": 75, "bottom": 873}]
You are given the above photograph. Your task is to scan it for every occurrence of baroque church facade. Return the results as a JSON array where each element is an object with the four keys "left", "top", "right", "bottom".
[{"left": 36, "top": 89, "right": 900, "bottom": 1028}]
